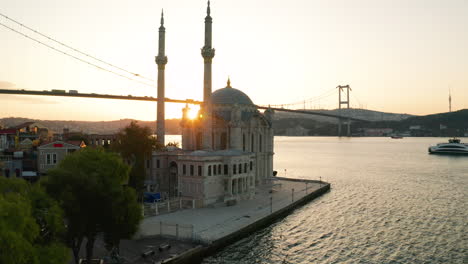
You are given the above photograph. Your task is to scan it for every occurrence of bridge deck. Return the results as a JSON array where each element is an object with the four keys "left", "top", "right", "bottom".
[{"left": 1, "top": 89, "right": 365, "bottom": 121}]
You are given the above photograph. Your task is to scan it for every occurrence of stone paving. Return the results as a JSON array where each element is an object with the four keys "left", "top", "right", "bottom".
[
  {"left": 68, "top": 236, "right": 199, "bottom": 264},
  {"left": 138, "top": 178, "right": 324, "bottom": 243}
]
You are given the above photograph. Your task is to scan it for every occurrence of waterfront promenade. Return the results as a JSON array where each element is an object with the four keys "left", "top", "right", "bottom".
[{"left": 138, "top": 178, "right": 327, "bottom": 243}]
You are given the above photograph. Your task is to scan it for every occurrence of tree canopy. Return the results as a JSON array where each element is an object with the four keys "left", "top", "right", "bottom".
[
  {"left": 111, "top": 121, "right": 163, "bottom": 194},
  {"left": 66, "top": 133, "right": 89, "bottom": 145},
  {"left": 0, "top": 177, "right": 69, "bottom": 264},
  {"left": 44, "top": 147, "right": 142, "bottom": 264}
]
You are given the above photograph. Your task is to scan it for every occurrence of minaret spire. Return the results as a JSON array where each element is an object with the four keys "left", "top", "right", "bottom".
[
  {"left": 156, "top": 9, "right": 168, "bottom": 146},
  {"left": 203, "top": 1, "right": 213, "bottom": 49},
  {"left": 160, "top": 9, "right": 164, "bottom": 26},
  {"left": 201, "top": 0, "right": 215, "bottom": 150}
]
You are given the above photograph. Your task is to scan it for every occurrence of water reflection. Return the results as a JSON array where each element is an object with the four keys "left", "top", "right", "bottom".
[{"left": 203, "top": 137, "right": 468, "bottom": 264}]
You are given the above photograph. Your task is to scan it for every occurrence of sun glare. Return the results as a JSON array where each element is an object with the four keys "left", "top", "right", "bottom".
[{"left": 188, "top": 105, "right": 200, "bottom": 119}]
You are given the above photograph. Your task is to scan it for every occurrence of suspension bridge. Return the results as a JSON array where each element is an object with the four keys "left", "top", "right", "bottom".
[{"left": 0, "top": 12, "right": 367, "bottom": 136}]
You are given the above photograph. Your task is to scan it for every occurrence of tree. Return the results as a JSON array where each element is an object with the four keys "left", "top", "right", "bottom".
[
  {"left": 102, "top": 187, "right": 141, "bottom": 252},
  {"left": 0, "top": 177, "right": 69, "bottom": 264},
  {"left": 44, "top": 148, "right": 142, "bottom": 264},
  {"left": 166, "top": 141, "right": 180, "bottom": 148},
  {"left": 67, "top": 133, "right": 89, "bottom": 145},
  {"left": 111, "top": 121, "right": 163, "bottom": 196}
]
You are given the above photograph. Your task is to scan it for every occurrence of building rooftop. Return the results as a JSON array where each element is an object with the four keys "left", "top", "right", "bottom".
[{"left": 189, "top": 149, "right": 250, "bottom": 156}]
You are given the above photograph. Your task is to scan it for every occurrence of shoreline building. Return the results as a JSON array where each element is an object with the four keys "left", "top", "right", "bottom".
[{"left": 150, "top": 2, "right": 274, "bottom": 206}]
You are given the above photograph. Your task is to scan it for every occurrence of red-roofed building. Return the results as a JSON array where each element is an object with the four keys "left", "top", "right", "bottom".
[{"left": 37, "top": 140, "right": 85, "bottom": 174}]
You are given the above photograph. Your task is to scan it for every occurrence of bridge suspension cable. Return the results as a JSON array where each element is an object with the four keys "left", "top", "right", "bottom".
[
  {"left": 351, "top": 92, "right": 364, "bottom": 109},
  {"left": 0, "top": 13, "right": 156, "bottom": 87},
  {"left": 265, "top": 86, "right": 337, "bottom": 109}
]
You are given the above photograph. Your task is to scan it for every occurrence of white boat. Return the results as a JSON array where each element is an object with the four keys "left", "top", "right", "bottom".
[{"left": 428, "top": 138, "right": 468, "bottom": 155}]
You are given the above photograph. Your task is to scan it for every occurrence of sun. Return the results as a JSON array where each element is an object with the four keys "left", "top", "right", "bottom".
[{"left": 188, "top": 105, "right": 201, "bottom": 120}]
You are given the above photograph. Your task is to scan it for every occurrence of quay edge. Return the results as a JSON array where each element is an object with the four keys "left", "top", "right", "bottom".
[{"left": 161, "top": 178, "right": 331, "bottom": 264}]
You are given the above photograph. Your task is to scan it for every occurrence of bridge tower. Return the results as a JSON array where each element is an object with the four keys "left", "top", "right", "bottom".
[
  {"left": 201, "top": 0, "right": 215, "bottom": 150},
  {"left": 337, "top": 85, "right": 351, "bottom": 137},
  {"left": 156, "top": 10, "right": 168, "bottom": 145}
]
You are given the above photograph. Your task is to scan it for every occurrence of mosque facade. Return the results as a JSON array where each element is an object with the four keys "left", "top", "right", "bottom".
[{"left": 149, "top": 2, "right": 274, "bottom": 206}]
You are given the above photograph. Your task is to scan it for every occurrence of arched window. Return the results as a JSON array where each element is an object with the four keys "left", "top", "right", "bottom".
[
  {"left": 243, "top": 134, "right": 246, "bottom": 151},
  {"left": 251, "top": 133, "right": 254, "bottom": 152},
  {"left": 221, "top": 132, "right": 227, "bottom": 150},
  {"left": 259, "top": 134, "right": 262, "bottom": 152},
  {"left": 168, "top": 161, "right": 178, "bottom": 198}
]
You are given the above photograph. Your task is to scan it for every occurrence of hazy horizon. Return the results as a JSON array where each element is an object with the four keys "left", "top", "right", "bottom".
[
  {"left": 1, "top": 0, "right": 467, "bottom": 121},
  {"left": 2, "top": 107, "right": 465, "bottom": 124}
]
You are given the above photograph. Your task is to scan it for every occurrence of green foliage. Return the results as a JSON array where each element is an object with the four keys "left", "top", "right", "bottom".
[
  {"left": 44, "top": 147, "right": 142, "bottom": 263},
  {"left": 112, "top": 121, "right": 161, "bottom": 159},
  {"left": 0, "top": 178, "right": 69, "bottom": 264},
  {"left": 102, "top": 187, "right": 142, "bottom": 250},
  {"left": 36, "top": 243, "right": 71, "bottom": 264},
  {"left": 111, "top": 121, "right": 163, "bottom": 193},
  {"left": 166, "top": 141, "right": 180, "bottom": 148}
]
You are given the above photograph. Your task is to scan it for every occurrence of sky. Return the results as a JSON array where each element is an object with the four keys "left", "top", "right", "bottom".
[{"left": 0, "top": 0, "right": 467, "bottom": 121}]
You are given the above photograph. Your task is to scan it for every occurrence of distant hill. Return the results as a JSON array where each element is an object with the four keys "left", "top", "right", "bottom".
[
  {"left": 359, "top": 109, "right": 468, "bottom": 131},
  {"left": 274, "top": 108, "right": 413, "bottom": 123},
  {"left": 273, "top": 109, "right": 468, "bottom": 136},
  {"left": 2, "top": 109, "right": 463, "bottom": 137},
  {"left": 0, "top": 118, "right": 181, "bottom": 135},
  {"left": 402, "top": 109, "right": 468, "bottom": 129}
]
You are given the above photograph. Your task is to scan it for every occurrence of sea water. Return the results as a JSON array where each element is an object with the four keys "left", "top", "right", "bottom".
[{"left": 200, "top": 137, "right": 468, "bottom": 264}]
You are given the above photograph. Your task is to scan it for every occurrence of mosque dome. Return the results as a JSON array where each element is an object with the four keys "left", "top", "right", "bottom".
[{"left": 211, "top": 78, "right": 254, "bottom": 105}]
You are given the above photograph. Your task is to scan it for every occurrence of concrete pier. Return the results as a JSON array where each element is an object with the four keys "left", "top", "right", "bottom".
[{"left": 137, "top": 177, "right": 330, "bottom": 264}]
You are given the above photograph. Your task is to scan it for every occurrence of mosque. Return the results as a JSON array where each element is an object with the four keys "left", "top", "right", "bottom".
[{"left": 149, "top": 1, "right": 274, "bottom": 206}]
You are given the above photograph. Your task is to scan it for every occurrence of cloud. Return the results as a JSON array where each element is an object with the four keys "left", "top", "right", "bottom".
[{"left": 0, "top": 81, "right": 16, "bottom": 89}]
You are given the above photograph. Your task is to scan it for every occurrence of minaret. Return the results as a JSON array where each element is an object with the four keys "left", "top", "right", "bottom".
[
  {"left": 201, "top": 0, "right": 215, "bottom": 150},
  {"left": 156, "top": 10, "right": 168, "bottom": 146}
]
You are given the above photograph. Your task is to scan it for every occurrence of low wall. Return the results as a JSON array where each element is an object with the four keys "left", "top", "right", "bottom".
[{"left": 164, "top": 180, "right": 331, "bottom": 264}]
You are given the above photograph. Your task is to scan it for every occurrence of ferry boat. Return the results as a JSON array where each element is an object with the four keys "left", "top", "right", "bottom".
[{"left": 428, "top": 138, "right": 468, "bottom": 155}]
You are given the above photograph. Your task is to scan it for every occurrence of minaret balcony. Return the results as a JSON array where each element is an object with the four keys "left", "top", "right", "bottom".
[
  {"left": 201, "top": 47, "right": 215, "bottom": 59},
  {"left": 155, "top": 55, "right": 168, "bottom": 65}
]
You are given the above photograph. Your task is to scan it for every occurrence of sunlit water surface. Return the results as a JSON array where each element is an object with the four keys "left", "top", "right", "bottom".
[{"left": 195, "top": 137, "right": 468, "bottom": 264}]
